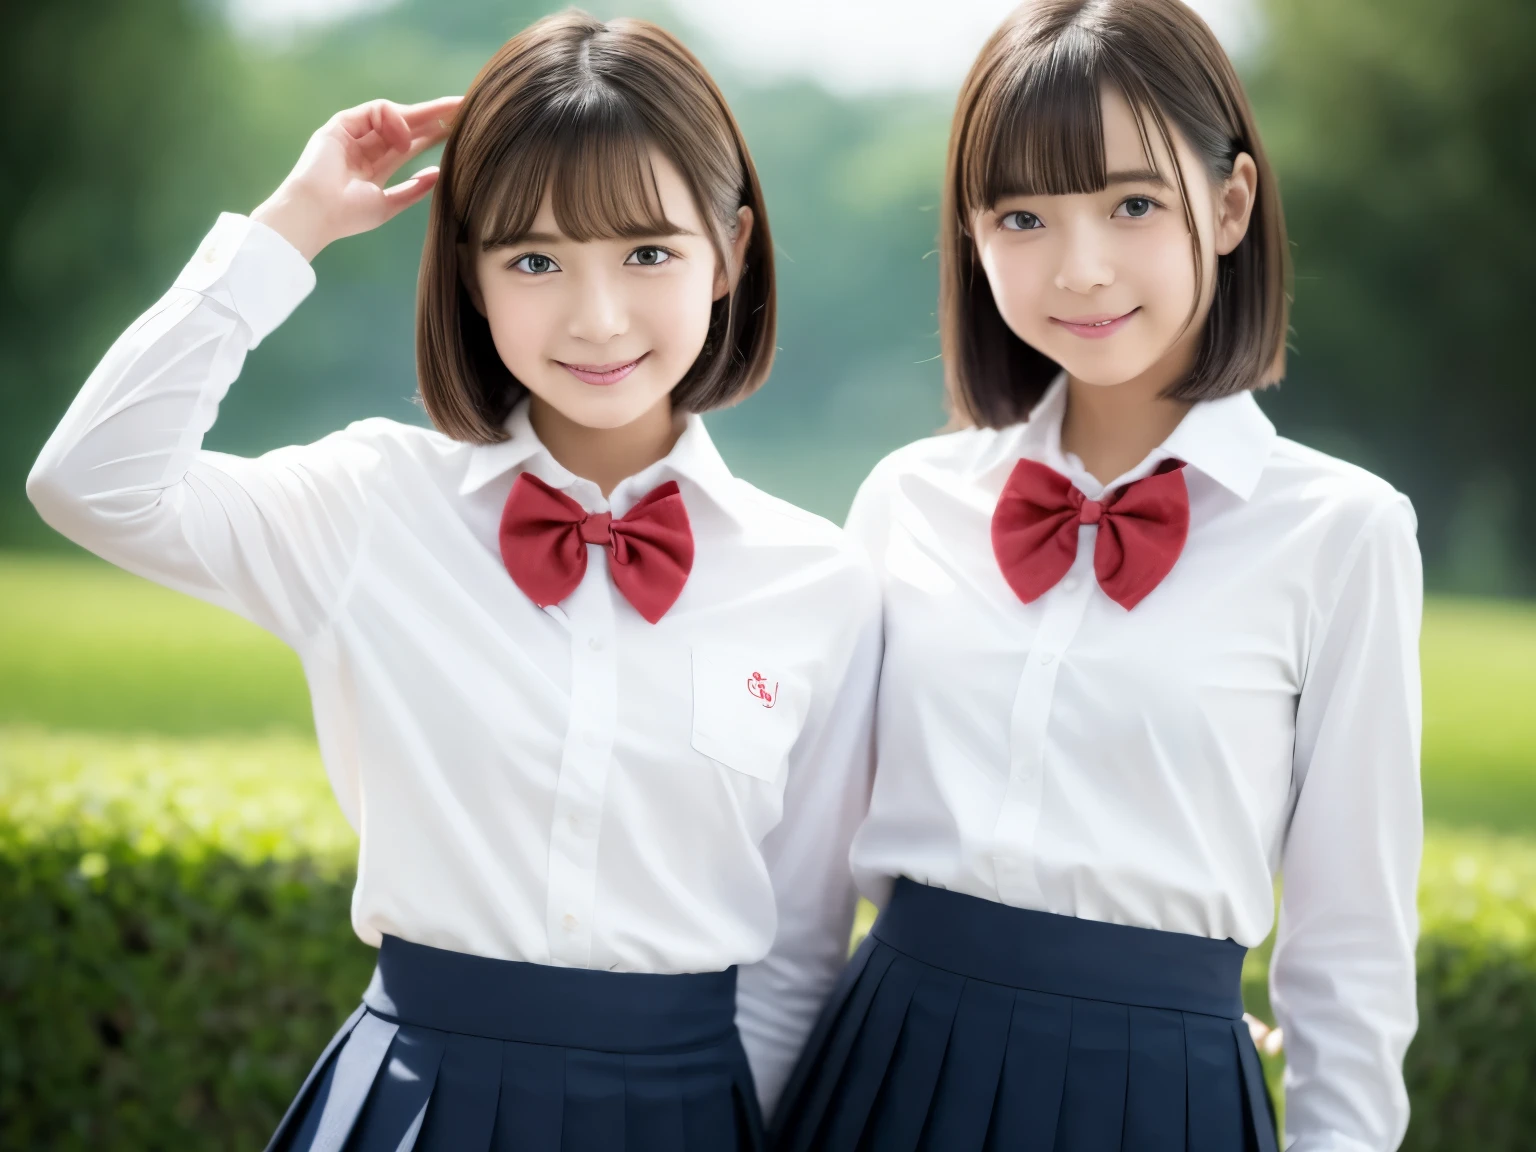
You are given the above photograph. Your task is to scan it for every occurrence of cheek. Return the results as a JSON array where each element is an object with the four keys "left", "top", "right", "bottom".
[
  {"left": 1130, "top": 226, "right": 1200, "bottom": 314},
  {"left": 481, "top": 282, "right": 557, "bottom": 371},
  {"left": 982, "top": 246, "right": 1050, "bottom": 333},
  {"left": 641, "top": 269, "right": 715, "bottom": 358}
]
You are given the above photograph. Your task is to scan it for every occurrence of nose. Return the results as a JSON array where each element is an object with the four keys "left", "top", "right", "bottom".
[
  {"left": 567, "top": 270, "right": 628, "bottom": 344},
  {"left": 1053, "top": 220, "right": 1115, "bottom": 294}
]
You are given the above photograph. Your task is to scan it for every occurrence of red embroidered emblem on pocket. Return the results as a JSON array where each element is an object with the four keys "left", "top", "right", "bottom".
[{"left": 747, "top": 672, "right": 778, "bottom": 709}]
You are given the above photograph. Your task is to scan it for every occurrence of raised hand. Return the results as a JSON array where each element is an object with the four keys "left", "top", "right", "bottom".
[{"left": 251, "top": 96, "right": 463, "bottom": 262}]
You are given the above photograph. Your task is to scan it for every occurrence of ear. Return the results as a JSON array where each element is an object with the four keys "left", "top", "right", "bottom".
[
  {"left": 456, "top": 241, "right": 488, "bottom": 317},
  {"left": 1214, "top": 152, "right": 1259, "bottom": 257},
  {"left": 712, "top": 205, "right": 755, "bottom": 301}
]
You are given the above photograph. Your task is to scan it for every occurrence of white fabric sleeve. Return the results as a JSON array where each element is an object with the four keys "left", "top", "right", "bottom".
[
  {"left": 735, "top": 556, "right": 882, "bottom": 1118},
  {"left": 1272, "top": 495, "right": 1423, "bottom": 1152},
  {"left": 27, "top": 212, "right": 371, "bottom": 650}
]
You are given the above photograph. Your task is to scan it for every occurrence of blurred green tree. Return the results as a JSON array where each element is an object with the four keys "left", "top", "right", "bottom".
[
  {"left": 1251, "top": 0, "right": 1536, "bottom": 592},
  {"left": 1, "top": 1, "right": 232, "bottom": 544},
  {"left": 6, "top": 0, "right": 1533, "bottom": 588}
]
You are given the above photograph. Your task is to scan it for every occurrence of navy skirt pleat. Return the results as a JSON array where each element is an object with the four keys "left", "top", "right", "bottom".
[
  {"left": 490, "top": 1042, "right": 563, "bottom": 1150},
  {"left": 1123, "top": 1007, "right": 1186, "bottom": 1152},
  {"left": 819, "top": 953, "right": 924, "bottom": 1149},
  {"left": 773, "top": 939, "right": 894, "bottom": 1152},
  {"left": 266, "top": 936, "right": 759, "bottom": 1152},
  {"left": 769, "top": 880, "right": 1279, "bottom": 1152},
  {"left": 416, "top": 1034, "right": 500, "bottom": 1150},
  {"left": 984, "top": 989, "right": 1070, "bottom": 1152},
  {"left": 348, "top": 1027, "right": 445, "bottom": 1150},
  {"left": 916, "top": 979, "right": 1014, "bottom": 1152}
]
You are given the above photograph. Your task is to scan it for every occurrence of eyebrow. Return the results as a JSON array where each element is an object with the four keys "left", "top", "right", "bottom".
[
  {"left": 1104, "top": 168, "right": 1170, "bottom": 188},
  {"left": 489, "top": 226, "right": 699, "bottom": 250}
]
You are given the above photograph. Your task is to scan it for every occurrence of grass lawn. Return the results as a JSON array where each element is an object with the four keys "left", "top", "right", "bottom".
[
  {"left": 0, "top": 554, "right": 311, "bottom": 736},
  {"left": 3, "top": 552, "right": 1534, "bottom": 833}
]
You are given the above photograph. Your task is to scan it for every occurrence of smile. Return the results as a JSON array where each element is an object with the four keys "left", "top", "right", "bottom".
[
  {"left": 1049, "top": 309, "right": 1140, "bottom": 340},
  {"left": 556, "top": 354, "right": 649, "bottom": 386}
]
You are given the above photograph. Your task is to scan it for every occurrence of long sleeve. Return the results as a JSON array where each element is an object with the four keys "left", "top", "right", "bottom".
[
  {"left": 26, "top": 213, "right": 370, "bottom": 649},
  {"left": 1272, "top": 495, "right": 1423, "bottom": 1152},
  {"left": 736, "top": 563, "right": 882, "bottom": 1118}
]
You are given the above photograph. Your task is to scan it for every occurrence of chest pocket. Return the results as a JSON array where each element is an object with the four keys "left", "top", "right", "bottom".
[{"left": 690, "top": 645, "right": 809, "bottom": 782}]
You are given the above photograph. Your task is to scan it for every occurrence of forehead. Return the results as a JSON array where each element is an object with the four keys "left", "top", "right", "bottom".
[{"left": 1098, "top": 85, "right": 1176, "bottom": 175}]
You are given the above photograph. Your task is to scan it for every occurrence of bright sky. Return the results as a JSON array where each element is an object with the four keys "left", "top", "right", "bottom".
[{"left": 228, "top": 0, "right": 1263, "bottom": 93}]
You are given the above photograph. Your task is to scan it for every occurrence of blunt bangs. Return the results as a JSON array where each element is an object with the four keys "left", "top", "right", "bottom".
[
  {"left": 965, "top": 30, "right": 1181, "bottom": 213},
  {"left": 466, "top": 94, "right": 680, "bottom": 251}
]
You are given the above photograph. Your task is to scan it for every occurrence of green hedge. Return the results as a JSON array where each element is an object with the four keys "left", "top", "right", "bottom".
[
  {"left": 4, "top": 727, "right": 1536, "bottom": 1150},
  {"left": 0, "top": 729, "right": 372, "bottom": 1150}
]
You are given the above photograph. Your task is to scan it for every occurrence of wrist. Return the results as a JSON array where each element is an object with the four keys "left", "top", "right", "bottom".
[{"left": 250, "top": 188, "right": 333, "bottom": 263}]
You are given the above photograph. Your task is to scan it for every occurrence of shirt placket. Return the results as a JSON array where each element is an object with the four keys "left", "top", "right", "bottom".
[
  {"left": 545, "top": 539, "right": 618, "bottom": 968},
  {"left": 992, "top": 524, "right": 1097, "bottom": 908}
]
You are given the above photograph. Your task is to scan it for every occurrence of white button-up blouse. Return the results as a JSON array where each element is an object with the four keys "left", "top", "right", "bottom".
[
  {"left": 26, "top": 213, "right": 882, "bottom": 1112},
  {"left": 847, "top": 377, "right": 1423, "bottom": 1152}
]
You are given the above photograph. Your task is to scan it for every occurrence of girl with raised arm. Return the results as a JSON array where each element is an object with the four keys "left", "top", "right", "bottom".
[
  {"left": 29, "top": 13, "right": 879, "bottom": 1151},
  {"left": 772, "top": 2, "right": 1421, "bottom": 1150}
]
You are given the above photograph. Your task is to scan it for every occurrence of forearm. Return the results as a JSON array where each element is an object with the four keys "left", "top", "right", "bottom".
[{"left": 27, "top": 215, "right": 314, "bottom": 557}]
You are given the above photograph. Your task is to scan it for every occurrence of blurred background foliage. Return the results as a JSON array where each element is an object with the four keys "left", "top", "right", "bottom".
[
  {"left": 5, "top": 0, "right": 1536, "bottom": 1147},
  {"left": 6, "top": 0, "right": 1533, "bottom": 590}
]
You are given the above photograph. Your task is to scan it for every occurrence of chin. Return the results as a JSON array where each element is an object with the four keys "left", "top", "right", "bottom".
[
  {"left": 1047, "top": 349, "right": 1158, "bottom": 390},
  {"left": 538, "top": 385, "right": 671, "bottom": 432}
]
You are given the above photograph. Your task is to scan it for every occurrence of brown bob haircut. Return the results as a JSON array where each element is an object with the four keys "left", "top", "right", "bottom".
[
  {"left": 941, "top": 0, "right": 1290, "bottom": 428},
  {"left": 417, "top": 10, "right": 776, "bottom": 443}
]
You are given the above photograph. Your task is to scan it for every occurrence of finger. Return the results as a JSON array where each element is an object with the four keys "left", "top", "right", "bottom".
[
  {"left": 1242, "top": 1013, "right": 1269, "bottom": 1045},
  {"left": 335, "top": 99, "right": 413, "bottom": 152},
  {"left": 400, "top": 96, "right": 464, "bottom": 132},
  {"left": 376, "top": 102, "right": 414, "bottom": 154},
  {"left": 396, "top": 127, "right": 449, "bottom": 168},
  {"left": 362, "top": 124, "right": 448, "bottom": 190},
  {"left": 359, "top": 111, "right": 422, "bottom": 179},
  {"left": 380, "top": 166, "right": 441, "bottom": 218}
]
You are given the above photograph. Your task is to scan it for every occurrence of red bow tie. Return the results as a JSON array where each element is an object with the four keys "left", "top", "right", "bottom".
[
  {"left": 499, "top": 473, "right": 694, "bottom": 624},
  {"left": 991, "top": 458, "right": 1190, "bottom": 610}
]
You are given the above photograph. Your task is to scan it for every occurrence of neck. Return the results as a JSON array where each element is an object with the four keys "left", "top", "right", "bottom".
[
  {"left": 528, "top": 395, "right": 684, "bottom": 498},
  {"left": 1059, "top": 342, "right": 1197, "bottom": 486}
]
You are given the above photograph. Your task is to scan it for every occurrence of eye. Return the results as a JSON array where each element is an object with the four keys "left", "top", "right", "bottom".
[
  {"left": 625, "top": 246, "right": 672, "bottom": 267},
  {"left": 1114, "top": 196, "right": 1159, "bottom": 219},
  {"left": 511, "top": 253, "right": 559, "bottom": 275},
  {"left": 1000, "top": 211, "right": 1043, "bottom": 232}
]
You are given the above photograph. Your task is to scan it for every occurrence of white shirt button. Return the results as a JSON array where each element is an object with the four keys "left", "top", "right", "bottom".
[
  {"left": 1061, "top": 577, "right": 1081, "bottom": 593},
  {"left": 587, "top": 635, "right": 604, "bottom": 651},
  {"left": 584, "top": 729, "right": 601, "bottom": 747},
  {"left": 1038, "top": 651, "right": 1055, "bottom": 665},
  {"left": 562, "top": 913, "right": 579, "bottom": 931}
]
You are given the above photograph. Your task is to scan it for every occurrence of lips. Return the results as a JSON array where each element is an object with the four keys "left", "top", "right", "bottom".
[
  {"left": 1049, "top": 308, "right": 1140, "bottom": 340},
  {"left": 556, "top": 354, "right": 648, "bottom": 386}
]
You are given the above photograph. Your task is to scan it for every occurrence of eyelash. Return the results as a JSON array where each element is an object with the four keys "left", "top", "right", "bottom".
[
  {"left": 625, "top": 246, "right": 675, "bottom": 267},
  {"left": 506, "top": 246, "right": 678, "bottom": 275},
  {"left": 999, "top": 195, "right": 1164, "bottom": 232},
  {"left": 1113, "top": 195, "right": 1163, "bottom": 219},
  {"left": 509, "top": 253, "right": 558, "bottom": 274}
]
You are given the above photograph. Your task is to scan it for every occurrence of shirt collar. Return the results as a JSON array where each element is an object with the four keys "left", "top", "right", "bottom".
[
  {"left": 991, "top": 373, "right": 1276, "bottom": 501},
  {"left": 458, "top": 399, "right": 739, "bottom": 517}
]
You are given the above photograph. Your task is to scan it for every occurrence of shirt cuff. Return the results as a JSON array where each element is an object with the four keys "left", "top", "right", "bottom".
[
  {"left": 172, "top": 212, "right": 317, "bottom": 346},
  {"left": 1283, "top": 1131, "right": 1380, "bottom": 1152}
]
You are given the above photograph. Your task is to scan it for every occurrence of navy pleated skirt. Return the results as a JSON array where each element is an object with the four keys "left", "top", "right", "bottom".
[
  {"left": 771, "top": 880, "right": 1277, "bottom": 1152},
  {"left": 265, "top": 935, "right": 762, "bottom": 1152}
]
